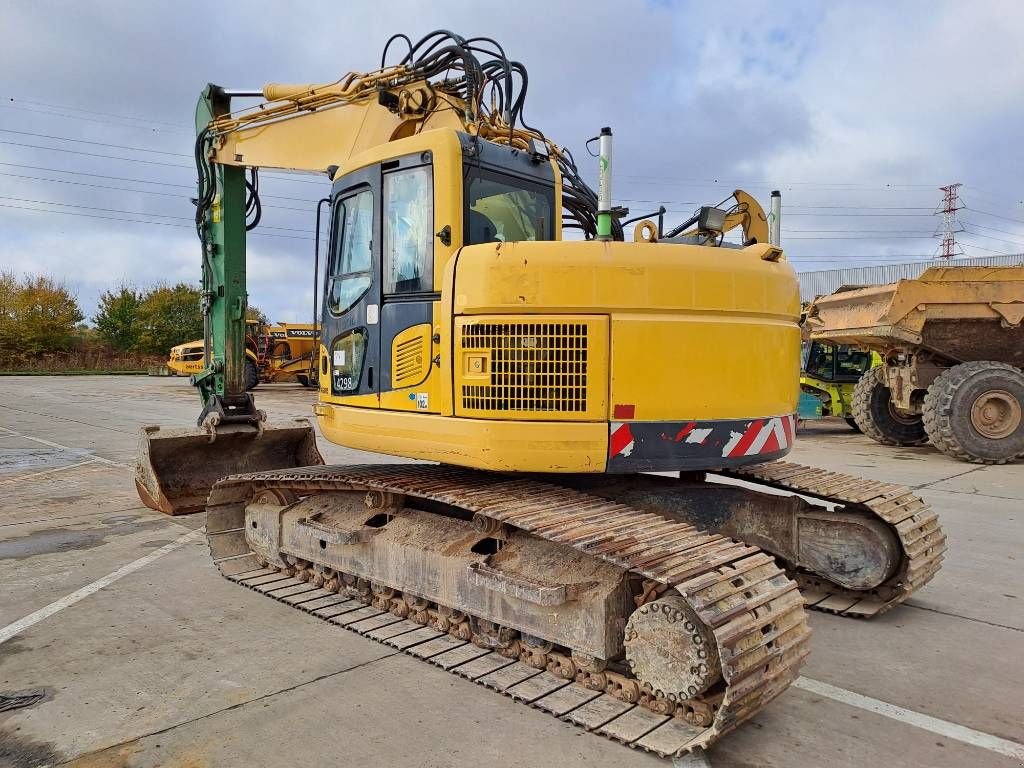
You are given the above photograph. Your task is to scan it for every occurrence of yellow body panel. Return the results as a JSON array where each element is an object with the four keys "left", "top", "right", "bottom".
[
  {"left": 610, "top": 314, "right": 797, "bottom": 420},
  {"left": 315, "top": 404, "right": 608, "bottom": 472}
]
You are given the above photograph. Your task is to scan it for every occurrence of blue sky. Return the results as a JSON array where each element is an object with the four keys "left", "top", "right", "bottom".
[{"left": 1, "top": 0, "right": 1022, "bottom": 323}]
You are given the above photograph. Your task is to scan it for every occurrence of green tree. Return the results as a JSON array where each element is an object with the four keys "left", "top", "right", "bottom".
[
  {"left": 93, "top": 285, "right": 142, "bottom": 351},
  {"left": 6, "top": 274, "right": 85, "bottom": 356},
  {"left": 136, "top": 283, "right": 203, "bottom": 355}
]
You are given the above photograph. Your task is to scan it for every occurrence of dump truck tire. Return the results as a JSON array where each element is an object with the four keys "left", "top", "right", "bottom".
[
  {"left": 852, "top": 367, "right": 928, "bottom": 446},
  {"left": 845, "top": 417, "right": 861, "bottom": 432},
  {"left": 923, "top": 361, "right": 1024, "bottom": 464},
  {"left": 244, "top": 359, "right": 259, "bottom": 391}
]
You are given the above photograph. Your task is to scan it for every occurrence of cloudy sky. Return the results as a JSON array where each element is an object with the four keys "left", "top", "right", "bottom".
[{"left": 2, "top": 1, "right": 1023, "bottom": 323}]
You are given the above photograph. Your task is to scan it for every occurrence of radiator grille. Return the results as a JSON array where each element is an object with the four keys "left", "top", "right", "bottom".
[{"left": 461, "top": 322, "right": 589, "bottom": 413}]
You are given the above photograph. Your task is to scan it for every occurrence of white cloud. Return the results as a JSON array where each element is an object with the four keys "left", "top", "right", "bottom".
[{"left": 2, "top": 0, "right": 1022, "bottom": 311}]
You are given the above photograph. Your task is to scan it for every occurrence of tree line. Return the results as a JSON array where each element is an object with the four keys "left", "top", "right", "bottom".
[{"left": 0, "top": 272, "right": 204, "bottom": 370}]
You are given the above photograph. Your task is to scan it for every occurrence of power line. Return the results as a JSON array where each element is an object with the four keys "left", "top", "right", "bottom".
[
  {"left": 785, "top": 235, "right": 934, "bottom": 240},
  {"left": 0, "top": 138, "right": 330, "bottom": 185},
  {"left": 0, "top": 139, "right": 189, "bottom": 168},
  {"left": 964, "top": 205, "right": 1024, "bottom": 226},
  {"left": 781, "top": 213, "right": 936, "bottom": 218},
  {"left": 0, "top": 202, "right": 312, "bottom": 241},
  {"left": 959, "top": 225, "right": 1024, "bottom": 248},
  {"left": 0, "top": 195, "right": 310, "bottom": 234},
  {"left": 0, "top": 127, "right": 188, "bottom": 157},
  {"left": 785, "top": 229, "right": 935, "bottom": 234},
  {"left": 6, "top": 96, "right": 187, "bottom": 130},
  {"left": 957, "top": 240, "right": 1017, "bottom": 255},
  {"left": 0, "top": 171, "right": 314, "bottom": 212},
  {"left": 0, "top": 162, "right": 320, "bottom": 203},
  {"left": 960, "top": 219, "right": 1024, "bottom": 238},
  {"left": 614, "top": 173, "right": 941, "bottom": 189},
  {"left": 1, "top": 102, "right": 192, "bottom": 135}
]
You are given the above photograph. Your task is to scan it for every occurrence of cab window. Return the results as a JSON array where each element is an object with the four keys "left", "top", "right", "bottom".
[
  {"left": 806, "top": 342, "right": 835, "bottom": 380},
  {"left": 383, "top": 166, "right": 433, "bottom": 295},
  {"left": 328, "top": 189, "right": 373, "bottom": 315},
  {"left": 464, "top": 168, "right": 554, "bottom": 245}
]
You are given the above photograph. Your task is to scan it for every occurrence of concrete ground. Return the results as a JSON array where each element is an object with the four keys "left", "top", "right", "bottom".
[{"left": 0, "top": 375, "right": 1021, "bottom": 768}]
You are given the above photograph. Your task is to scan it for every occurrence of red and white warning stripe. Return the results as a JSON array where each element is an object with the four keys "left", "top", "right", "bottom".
[
  {"left": 609, "top": 422, "right": 635, "bottom": 458},
  {"left": 721, "top": 415, "right": 795, "bottom": 458}
]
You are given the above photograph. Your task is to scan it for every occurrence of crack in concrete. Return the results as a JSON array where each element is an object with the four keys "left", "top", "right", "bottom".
[
  {"left": 911, "top": 465, "right": 985, "bottom": 491},
  {"left": 904, "top": 601, "right": 1024, "bottom": 633},
  {"left": 0, "top": 402, "right": 137, "bottom": 437},
  {"left": 53, "top": 652, "right": 401, "bottom": 765}
]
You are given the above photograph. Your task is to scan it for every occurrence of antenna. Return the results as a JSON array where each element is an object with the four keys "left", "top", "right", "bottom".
[{"left": 935, "top": 183, "right": 964, "bottom": 259}]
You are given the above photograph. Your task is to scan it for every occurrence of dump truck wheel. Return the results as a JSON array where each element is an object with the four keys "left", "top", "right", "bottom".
[
  {"left": 852, "top": 367, "right": 928, "bottom": 446},
  {"left": 923, "top": 361, "right": 1024, "bottom": 464},
  {"left": 845, "top": 417, "right": 861, "bottom": 432},
  {"left": 244, "top": 360, "right": 260, "bottom": 391}
]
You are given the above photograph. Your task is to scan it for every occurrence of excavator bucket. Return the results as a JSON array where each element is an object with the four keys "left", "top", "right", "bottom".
[{"left": 134, "top": 420, "right": 323, "bottom": 515}]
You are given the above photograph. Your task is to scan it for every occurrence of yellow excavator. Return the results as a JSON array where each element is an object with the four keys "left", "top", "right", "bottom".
[{"left": 134, "top": 31, "right": 946, "bottom": 758}]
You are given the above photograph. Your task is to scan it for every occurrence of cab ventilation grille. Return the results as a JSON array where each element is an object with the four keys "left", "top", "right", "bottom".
[{"left": 394, "top": 334, "right": 427, "bottom": 388}]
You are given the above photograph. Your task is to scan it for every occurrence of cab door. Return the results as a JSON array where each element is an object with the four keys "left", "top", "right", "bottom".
[
  {"left": 378, "top": 154, "right": 439, "bottom": 412},
  {"left": 322, "top": 165, "right": 381, "bottom": 405}
]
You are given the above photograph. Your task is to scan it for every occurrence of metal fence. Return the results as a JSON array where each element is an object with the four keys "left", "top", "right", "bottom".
[{"left": 797, "top": 254, "right": 1024, "bottom": 301}]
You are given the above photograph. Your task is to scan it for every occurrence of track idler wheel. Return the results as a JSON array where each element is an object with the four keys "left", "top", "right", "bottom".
[{"left": 623, "top": 595, "right": 722, "bottom": 702}]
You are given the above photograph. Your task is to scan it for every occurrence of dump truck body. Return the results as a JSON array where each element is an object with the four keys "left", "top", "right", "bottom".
[{"left": 809, "top": 266, "right": 1024, "bottom": 462}]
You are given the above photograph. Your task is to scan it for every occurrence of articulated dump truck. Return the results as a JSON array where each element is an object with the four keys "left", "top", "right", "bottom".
[
  {"left": 134, "top": 30, "right": 946, "bottom": 758},
  {"left": 809, "top": 266, "right": 1024, "bottom": 463}
]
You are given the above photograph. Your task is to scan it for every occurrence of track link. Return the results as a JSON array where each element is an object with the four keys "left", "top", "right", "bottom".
[
  {"left": 206, "top": 464, "right": 810, "bottom": 759},
  {"left": 717, "top": 461, "right": 947, "bottom": 617}
]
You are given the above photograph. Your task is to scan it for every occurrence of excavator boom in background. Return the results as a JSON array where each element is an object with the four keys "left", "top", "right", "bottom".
[{"left": 134, "top": 30, "right": 945, "bottom": 759}]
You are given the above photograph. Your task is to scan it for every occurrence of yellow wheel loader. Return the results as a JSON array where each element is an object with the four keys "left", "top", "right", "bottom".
[
  {"left": 167, "top": 321, "right": 319, "bottom": 389},
  {"left": 134, "top": 31, "right": 945, "bottom": 758}
]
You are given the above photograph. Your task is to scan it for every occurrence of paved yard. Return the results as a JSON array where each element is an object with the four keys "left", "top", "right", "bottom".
[{"left": 0, "top": 376, "right": 1021, "bottom": 767}]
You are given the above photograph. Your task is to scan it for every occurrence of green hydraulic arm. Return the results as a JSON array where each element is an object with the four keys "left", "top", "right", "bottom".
[
  {"left": 192, "top": 85, "right": 257, "bottom": 426},
  {"left": 132, "top": 84, "right": 322, "bottom": 517}
]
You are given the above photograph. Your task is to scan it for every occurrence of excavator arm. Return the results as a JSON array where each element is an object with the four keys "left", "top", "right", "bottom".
[{"left": 190, "top": 78, "right": 468, "bottom": 420}]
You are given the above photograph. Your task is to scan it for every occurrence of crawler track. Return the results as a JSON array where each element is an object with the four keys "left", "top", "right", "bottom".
[
  {"left": 205, "top": 464, "right": 810, "bottom": 759},
  {"left": 717, "top": 462, "right": 947, "bottom": 617}
]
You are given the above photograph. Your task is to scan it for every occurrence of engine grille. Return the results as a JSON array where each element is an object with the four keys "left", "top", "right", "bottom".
[{"left": 460, "top": 321, "right": 592, "bottom": 415}]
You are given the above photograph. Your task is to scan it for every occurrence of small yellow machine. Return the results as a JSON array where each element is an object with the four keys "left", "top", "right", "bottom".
[
  {"left": 134, "top": 31, "right": 945, "bottom": 758},
  {"left": 166, "top": 339, "right": 204, "bottom": 378}
]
